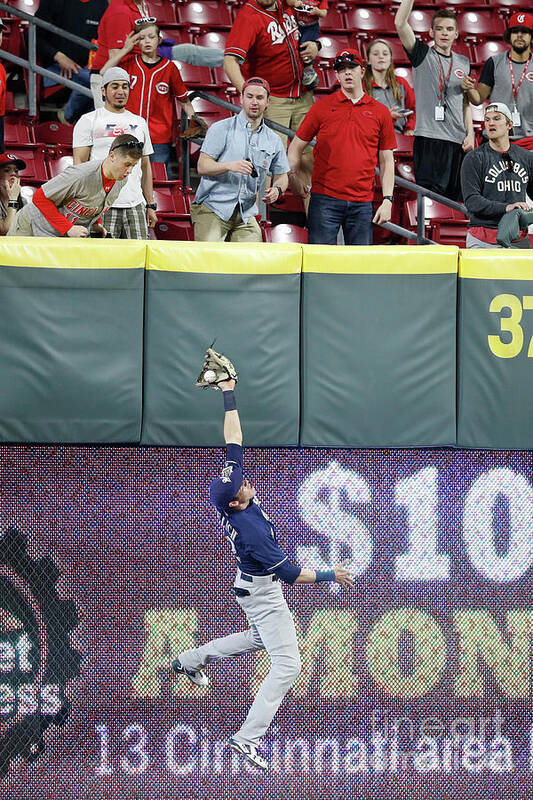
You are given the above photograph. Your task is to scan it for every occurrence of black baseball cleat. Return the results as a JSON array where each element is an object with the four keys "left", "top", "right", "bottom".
[
  {"left": 171, "top": 658, "right": 209, "bottom": 687},
  {"left": 228, "top": 737, "right": 268, "bottom": 770}
]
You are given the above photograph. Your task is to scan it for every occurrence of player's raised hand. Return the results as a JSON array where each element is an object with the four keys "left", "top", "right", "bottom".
[
  {"left": 333, "top": 559, "right": 354, "bottom": 588},
  {"left": 67, "top": 225, "right": 89, "bottom": 238}
]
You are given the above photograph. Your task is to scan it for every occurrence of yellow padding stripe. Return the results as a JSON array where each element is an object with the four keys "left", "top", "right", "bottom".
[
  {"left": 0, "top": 239, "right": 147, "bottom": 269},
  {"left": 148, "top": 241, "right": 302, "bottom": 274},
  {"left": 302, "top": 245, "right": 458, "bottom": 274},
  {"left": 460, "top": 250, "right": 533, "bottom": 280}
]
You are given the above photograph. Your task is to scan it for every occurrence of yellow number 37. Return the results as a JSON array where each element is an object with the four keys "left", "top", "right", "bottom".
[{"left": 488, "top": 294, "right": 533, "bottom": 359}]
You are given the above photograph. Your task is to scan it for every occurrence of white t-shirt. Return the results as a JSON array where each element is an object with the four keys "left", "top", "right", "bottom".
[{"left": 73, "top": 108, "right": 153, "bottom": 208}]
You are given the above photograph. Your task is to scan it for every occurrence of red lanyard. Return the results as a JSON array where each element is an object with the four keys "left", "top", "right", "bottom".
[
  {"left": 509, "top": 54, "right": 532, "bottom": 105},
  {"left": 436, "top": 51, "right": 453, "bottom": 105}
]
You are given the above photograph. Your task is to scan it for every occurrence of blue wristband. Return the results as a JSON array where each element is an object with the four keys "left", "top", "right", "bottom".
[
  {"left": 315, "top": 569, "right": 336, "bottom": 582},
  {"left": 223, "top": 390, "right": 237, "bottom": 412}
]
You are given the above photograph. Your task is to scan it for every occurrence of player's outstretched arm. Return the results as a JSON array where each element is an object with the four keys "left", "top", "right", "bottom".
[
  {"left": 218, "top": 379, "right": 242, "bottom": 446},
  {"left": 294, "top": 560, "right": 354, "bottom": 587}
]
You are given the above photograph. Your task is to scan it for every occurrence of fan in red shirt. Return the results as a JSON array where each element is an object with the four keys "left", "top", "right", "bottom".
[
  {"left": 90, "top": 0, "right": 153, "bottom": 108},
  {"left": 288, "top": 48, "right": 397, "bottom": 245},
  {"left": 100, "top": 20, "right": 204, "bottom": 174}
]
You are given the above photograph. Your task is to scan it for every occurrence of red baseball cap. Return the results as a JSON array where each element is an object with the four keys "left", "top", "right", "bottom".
[
  {"left": 242, "top": 76, "right": 271, "bottom": 95},
  {"left": 334, "top": 48, "right": 364, "bottom": 70},
  {"left": 0, "top": 153, "right": 26, "bottom": 170},
  {"left": 506, "top": 11, "right": 533, "bottom": 35}
]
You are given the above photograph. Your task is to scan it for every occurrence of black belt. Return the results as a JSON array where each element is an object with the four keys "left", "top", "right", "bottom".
[{"left": 240, "top": 572, "right": 278, "bottom": 583}]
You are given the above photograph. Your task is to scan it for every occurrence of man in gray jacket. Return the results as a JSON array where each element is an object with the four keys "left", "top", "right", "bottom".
[
  {"left": 8, "top": 133, "right": 142, "bottom": 237},
  {"left": 460, "top": 102, "right": 533, "bottom": 248}
]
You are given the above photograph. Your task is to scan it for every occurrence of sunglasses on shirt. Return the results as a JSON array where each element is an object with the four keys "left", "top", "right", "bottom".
[
  {"left": 502, "top": 152, "right": 515, "bottom": 173},
  {"left": 135, "top": 16, "right": 157, "bottom": 24}
]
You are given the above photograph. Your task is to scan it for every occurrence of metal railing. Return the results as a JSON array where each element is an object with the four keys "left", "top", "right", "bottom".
[
  {"left": 0, "top": 1, "right": 95, "bottom": 117},
  {"left": 189, "top": 90, "right": 468, "bottom": 245}
]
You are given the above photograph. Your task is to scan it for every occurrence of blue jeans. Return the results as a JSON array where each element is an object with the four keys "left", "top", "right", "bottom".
[
  {"left": 308, "top": 192, "right": 374, "bottom": 245},
  {"left": 150, "top": 143, "right": 172, "bottom": 174},
  {"left": 43, "top": 63, "right": 92, "bottom": 122}
]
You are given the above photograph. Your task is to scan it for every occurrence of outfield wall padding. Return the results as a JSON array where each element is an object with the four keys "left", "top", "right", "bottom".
[
  {"left": 0, "top": 239, "right": 145, "bottom": 443},
  {"left": 457, "top": 251, "right": 533, "bottom": 450},
  {"left": 300, "top": 246, "right": 458, "bottom": 448},
  {"left": 141, "top": 242, "right": 302, "bottom": 447}
]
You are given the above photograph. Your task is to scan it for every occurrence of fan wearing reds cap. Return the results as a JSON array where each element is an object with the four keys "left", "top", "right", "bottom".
[
  {"left": 191, "top": 77, "right": 289, "bottom": 242},
  {"left": 461, "top": 102, "right": 533, "bottom": 248},
  {"left": 0, "top": 154, "right": 26, "bottom": 236},
  {"left": 288, "top": 48, "right": 396, "bottom": 245},
  {"left": 462, "top": 12, "right": 533, "bottom": 140}
]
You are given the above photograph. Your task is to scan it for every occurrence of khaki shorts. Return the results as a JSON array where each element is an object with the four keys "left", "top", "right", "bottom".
[
  {"left": 191, "top": 202, "right": 262, "bottom": 243},
  {"left": 264, "top": 92, "right": 314, "bottom": 150}
]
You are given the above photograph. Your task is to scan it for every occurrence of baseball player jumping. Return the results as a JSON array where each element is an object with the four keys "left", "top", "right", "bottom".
[{"left": 172, "top": 348, "right": 354, "bottom": 771}]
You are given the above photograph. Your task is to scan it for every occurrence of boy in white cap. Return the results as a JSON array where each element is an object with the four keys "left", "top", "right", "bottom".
[
  {"left": 461, "top": 102, "right": 533, "bottom": 248},
  {"left": 72, "top": 66, "right": 156, "bottom": 239}
]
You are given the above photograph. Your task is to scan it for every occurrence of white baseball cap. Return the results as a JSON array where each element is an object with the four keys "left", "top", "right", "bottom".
[
  {"left": 485, "top": 102, "right": 513, "bottom": 122},
  {"left": 102, "top": 67, "right": 131, "bottom": 86}
]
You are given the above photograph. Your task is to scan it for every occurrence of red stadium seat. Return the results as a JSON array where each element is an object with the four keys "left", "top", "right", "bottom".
[
  {"left": 154, "top": 218, "right": 194, "bottom": 240},
  {"left": 148, "top": 0, "right": 178, "bottom": 25},
  {"left": 150, "top": 161, "right": 169, "bottom": 182},
  {"left": 6, "top": 0, "right": 39, "bottom": 14},
  {"left": 262, "top": 223, "right": 308, "bottom": 243},
  {"left": 211, "top": 65, "right": 231, "bottom": 87},
  {"left": 152, "top": 183, "right": 191, "bottom": 216},
  {"left": 344, "top": 7, "right": 397, "bottom": 38},
  {"left": 46, "top": 155, "right": 73, "bottom": 178},
  {"left": 320, "top": 7, "right": 347, "bottom": 33},
  {"left": 9, "top": 146, "right": 48, "bottom": 183},
  {"left": 194, "top": 31, "right": 228, "bottom": 51},
  {"left": 407, "top": 8, "right": 435, "bottom": 35},
  {"left": 394, "top": 132, "right": 414, "bottom": 159},
  {"left": 457, "top": 10, "right": 506, "bottom": 41},
  {"left": 470, "top": 39, "right": 508, "bottom": 67},
  {"left": 176, "top": 1, "right": 232, "bottom": 30},
  {"left": 404, "top": 197, "right": 468, "bottom": 244},
  {"left": 394, "top": 66, "right": 413, "bottom": 87},
  {"left": 34, "top": 121, "right": 72, "bottom": 147},
  {"left": 396, "top": 161, "right": 415, "bottom": 183},
  {"left": 4, "top": 118, "right": 34, "bottom": 145},
  {"left": 172, "top": 60, "right": 214, "bottom": 87},
  {"left": 159, "top": 27, "right": 195, "bottom": 45},
  {"left": 186, "top": 92, "right": 232, "bottom": 125},
  {"left": 269, "top": 188, "right": 305, "bottom": 215},
  {"left": 316, "top": 34, "right": 354, "bottom": 61}
]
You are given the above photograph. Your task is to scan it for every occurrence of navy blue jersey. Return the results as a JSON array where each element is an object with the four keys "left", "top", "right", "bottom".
[{"left": 209, "top": 444, "right": 301, "bottom": 584}]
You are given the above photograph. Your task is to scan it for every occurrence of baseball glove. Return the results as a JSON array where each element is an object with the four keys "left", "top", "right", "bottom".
[
  {"left": 180, "top": 114, "right": 209, "bottom": 140},
  {"left": 196, "top": 346, "right": 238, "bottom": 390}
]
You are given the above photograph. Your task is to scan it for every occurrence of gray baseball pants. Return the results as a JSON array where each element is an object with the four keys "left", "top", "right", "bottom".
[{"left": 179, "top": 571, "right": 301, "bottom": 747}]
